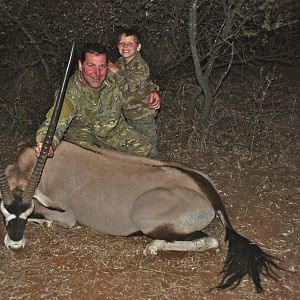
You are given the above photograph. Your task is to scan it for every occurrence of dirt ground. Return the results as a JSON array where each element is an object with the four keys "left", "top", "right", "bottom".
[{"left": 0, "top": 67, "right": 299, "bottom": 299}]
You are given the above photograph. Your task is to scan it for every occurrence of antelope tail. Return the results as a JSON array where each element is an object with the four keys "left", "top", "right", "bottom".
[{"left": 216, "top": 210, "right": 281, "bottom": 293}]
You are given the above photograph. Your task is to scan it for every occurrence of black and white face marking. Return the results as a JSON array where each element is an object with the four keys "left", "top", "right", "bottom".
[{"left": 0, "top": 190, "right": 34, "bottom": 250}]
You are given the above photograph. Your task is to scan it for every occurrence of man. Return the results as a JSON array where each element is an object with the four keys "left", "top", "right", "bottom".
[{"left": 35, "top": 43, "right": 160, "bottom": 157}]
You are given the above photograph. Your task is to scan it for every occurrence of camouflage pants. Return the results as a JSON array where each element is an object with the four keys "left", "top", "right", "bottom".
[
  {"left": 63, "top": 122, "right": 151, "bottom": 157},
  {"left": 127, "top": 115, "right": 159, "bottom": 158}
]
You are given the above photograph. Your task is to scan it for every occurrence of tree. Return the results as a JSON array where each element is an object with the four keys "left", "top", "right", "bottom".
[{"left": 188, "top": 0, "right": 297, "bottom": 126}]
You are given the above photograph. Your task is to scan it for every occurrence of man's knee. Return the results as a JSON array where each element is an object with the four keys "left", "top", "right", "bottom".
[
  {"left": 104, "top": 125, "right": 150, "bottom": 156},
  {"left": 64, "top": 129, "right": 98, "bottom": 146},
  {"left": 122, "top": 134, "right": 151, "bottom": 157}
]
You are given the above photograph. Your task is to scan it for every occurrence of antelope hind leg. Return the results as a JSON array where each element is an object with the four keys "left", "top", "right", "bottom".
[{"left": 143, "top": 236, "right": 219, "bottom": 256}]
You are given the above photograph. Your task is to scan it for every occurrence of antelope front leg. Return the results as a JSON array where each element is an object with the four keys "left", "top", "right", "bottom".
[{"left": 28, "top": 218, "right": 53, "bottom": 227}]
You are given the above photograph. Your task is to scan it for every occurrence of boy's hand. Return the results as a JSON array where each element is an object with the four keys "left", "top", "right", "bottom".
[
  {"left": 149, "top": 90, "right": 160, "bottom": 109},
  {"left": 35, "top": 143, "right": 54, "bottom": 158},
  {"left": 108, "top": 61, "right": 119, "bottom": 73}
]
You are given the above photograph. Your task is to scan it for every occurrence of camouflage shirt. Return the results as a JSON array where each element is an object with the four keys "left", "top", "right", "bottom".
[
  {"left": 36, "top": 69, "right": 124, "bottom": 149},
  {"left": 115, "top": 52, "right": 157, "bottom": 120}
]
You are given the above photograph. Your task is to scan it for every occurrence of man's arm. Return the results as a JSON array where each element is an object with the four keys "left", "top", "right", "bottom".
[{"left": 35, "top": 94, "right": 76, "bottom": 156}]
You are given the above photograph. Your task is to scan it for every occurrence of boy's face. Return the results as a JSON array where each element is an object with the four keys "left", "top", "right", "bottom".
[{"left": 117, "top": 34, "right": 141, "bottom": 63}]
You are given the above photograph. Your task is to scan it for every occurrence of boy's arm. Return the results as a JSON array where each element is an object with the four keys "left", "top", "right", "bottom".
[
  {"left": 149, "top": 90, "right": 160, "bottom": 109},
  {"left": 110, "top": 59, "right": 158, "bottom": 91},
  {"left": 109, "top": 58, "right": 160, "bottom": 109},
  {"left": 108, "top": 61, "right": 120, "bottom": 74},
  {"left": 129, "top": 63, "right": 160, "bottom": 108}
]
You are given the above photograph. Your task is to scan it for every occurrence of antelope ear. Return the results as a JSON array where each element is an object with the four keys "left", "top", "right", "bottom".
[{"left": 34, "top": 189, "right": 65, "bottom": 212}]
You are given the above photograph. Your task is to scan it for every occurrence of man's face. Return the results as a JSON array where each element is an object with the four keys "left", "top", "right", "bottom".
[
  {"left": 117, "top": 34, "right": 141, "bottom": 63},
  {"left": 79, "top": 52, "right": 108, "bottom": 90}
]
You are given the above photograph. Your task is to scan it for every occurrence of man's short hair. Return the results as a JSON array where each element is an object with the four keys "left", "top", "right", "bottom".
[
  {"left": 117, "top": 28, "right": 141, "bottom": 45},
  {"left": 79, "top": 43, "right": 107, "bottom": 62}
]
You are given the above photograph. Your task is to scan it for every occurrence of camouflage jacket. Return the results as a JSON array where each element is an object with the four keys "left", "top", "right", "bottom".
[
  {"left": 36, "top": 70, "right": 124, "bottom": 149},
  {"left": 114, "top": 52, "right": 157, "bottom": 120}
]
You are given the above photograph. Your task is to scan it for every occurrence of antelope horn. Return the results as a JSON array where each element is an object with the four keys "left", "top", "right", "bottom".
[
  {"left": 0, "top": 158, "right": 13, "bottom": 204},
  {"left": 23, "top": 40, "right": 75, "bottom": 203}
]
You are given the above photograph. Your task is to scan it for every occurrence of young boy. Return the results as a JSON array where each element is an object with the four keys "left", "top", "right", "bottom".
[{"left": 109, "top": 28, "right": 160, "bottom": 158}]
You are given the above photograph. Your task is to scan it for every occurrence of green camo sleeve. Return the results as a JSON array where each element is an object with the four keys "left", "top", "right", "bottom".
[{"left": 36, "top": 92, "right": 76, "bottom": 149}]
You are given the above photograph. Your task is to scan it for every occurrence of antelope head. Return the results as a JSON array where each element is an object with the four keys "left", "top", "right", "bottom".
[{"left": 0, "top": 40, "right": 75, "bottom": 249}]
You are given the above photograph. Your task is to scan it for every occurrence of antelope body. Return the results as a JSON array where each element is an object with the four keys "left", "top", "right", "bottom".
[
  {"left": 1, "top": 141, "right": 280, "bottom": 292},
  {"left": 4, "top": 142, "right": 217, "bottom": 237}
]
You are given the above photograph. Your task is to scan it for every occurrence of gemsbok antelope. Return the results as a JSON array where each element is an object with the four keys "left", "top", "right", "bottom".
[{"left": 0, "top": 41, "right": 281, "bottom": 293}]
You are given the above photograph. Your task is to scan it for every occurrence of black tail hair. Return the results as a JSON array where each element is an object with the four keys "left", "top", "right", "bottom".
[
  {"left": 216, "top": 215, "right": 282, "bottom": 293},
  {"left": 167, "top": 166, "right": 283, "bottom": 292}
]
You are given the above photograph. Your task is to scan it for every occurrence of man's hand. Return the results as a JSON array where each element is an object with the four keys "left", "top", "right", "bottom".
[
  {"left": 35, "top": 143, "right": 54, "bottom": 158},
  {"left": 149, "top": 90, "right": 161, "bottom": 109}
]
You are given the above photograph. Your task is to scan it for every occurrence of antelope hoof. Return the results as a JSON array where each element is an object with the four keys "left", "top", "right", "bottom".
[
  {"left": 143, "top": 240, "right": 166, "bottom": 256},
  {"left": 28, "top": 218, "right": 53, "bottom": 228},
  {"left": 195, "top": 237, "right": 218, "bottom": 251}
]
